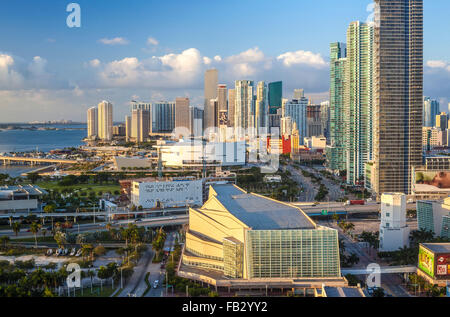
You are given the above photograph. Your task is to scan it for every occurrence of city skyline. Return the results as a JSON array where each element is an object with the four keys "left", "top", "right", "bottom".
[{"left": 0, "top": 0, "right": 449, "bottom": 122}]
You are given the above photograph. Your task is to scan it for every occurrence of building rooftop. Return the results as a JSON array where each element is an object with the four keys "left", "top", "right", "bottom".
[
  {"left": 323, "top": 286, "right": 365, "bottom": 297},
  {"left": 422, "top": 243, "right": 450, "bottom": 254},
  {"left": 0, "top": 185, "right": 47, "bottom": 197},
  {"left": 210, "top": 184, "right": 316, "bottom": 230}
]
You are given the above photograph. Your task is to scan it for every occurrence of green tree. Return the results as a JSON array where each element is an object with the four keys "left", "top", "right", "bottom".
[{"left": 30, "top": 221, "right": 41, "bottom": 248}]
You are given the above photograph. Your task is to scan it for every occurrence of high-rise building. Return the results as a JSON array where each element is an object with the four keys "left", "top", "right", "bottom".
[
  {"left": 306, "top": 103, "right": 322, "bottom": 137},
  {"left": 436, "top": 112, "right": 448, "bottom": 131},
  {"left": 228, "top": 89, "right": 235, "bottom": 129},
  {"left": 189, "top": 106, "right": 204, "bottom": 137},
  {"left": 255, "top": 81, "right": 268, "bottom": 132},
  {"left": 175, "top": 97, "right": 190, "bottom": 133},
  {"left": 345, "top": 21, "right": 374, "bottom": 185},
  {"left": 204, "top": 69, "right": 218, "bottom": 131},
  {"left": 234, "top": 80, "right": 254, "bottom": 139},
  {"left": 327, "top": 42, "right": 347, "bottom": 171},
  {"left": 320, "top": 101, "right": 330, "bottom": 140},
  {"left": 98, "top": 100, "right": 113, "bottom": 141},
  {"left": 131, "top": 109, "right": 150, "bottom": 143},
  {"left": 268, "top": 81, "right": 282, "bottom": 115},
  {"left": 423, "top": 97, "right": 440, "bottom": 127},
  {"left": 152, "top": 102, "right": 175, "bottom": 133},
  {"left": 283, "top": 98, "right": 308, "bottom": 145},
  {"left": 87, "top": 107, "right": 98, "bottom": 139},
  {"left": 373, "top": 0, "right": 423, "bottom": 196},
  {"left": 125, "top": 115, "right": 131, "bottom": 142},
  {"left": 417, "top": 199, "right": 450, "bottom": 239},
  {"left": 293, "top": 89, "right": 304, "bottom": 100}
]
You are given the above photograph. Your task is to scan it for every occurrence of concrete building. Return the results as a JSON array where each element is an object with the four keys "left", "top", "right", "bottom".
[
  {"left": 234, "top": 80, "right": 255, "bottom": 140},
  {"left": 304, "top": 136, "right": 327, "bottom": 150},
  {"left": 98, "top": 101, "right": 113, "bottom": 141},
  {"left": 320, "top": 101, "right": 330, "bottom": 140},
  {"left": 379, "top": 193, "right": 410, "bottom": 252},
  {"left": 293, "top": 89, "right": 304, "bottom": 100},
  {"left": 227, "top": 89, "right": 235, "bottom": 129},
  {"left": 180, "top": 184, "right": 341, "bottom": 282},
  {"left": 204, "top": 69, "right": 219, "bottom": 131},
  {"left": 417, "top": 199, "right": 450, "bottom": 239},
  {"left": 436, "top": 112, "right": 448, "bottom": 130},
  {"left": 284, "top": 98, "right": 308, "bottom": 145},
  {"left": 125, "top": 116, "right": 131, "bottom": 141},
  {"left": 0, "top": 185, "right": 47, "bottom": 214},
  {"left": 255, "top": 81, "right": 268, "bottom": 133},
  {"left": 306, "top": 104, "right": 322, "bottom": 137},
  {"left": 373, "top": 0, "right": 423, "bottom": 196},
  {"left": 131, "top": 178, "right": 203, "bottom": 209},
  {"left": 175, "top": 97, "right": 190, "bottom": 133},
  {"left": 189, "top": 106, "right": 204, "bottom": 138},
  {"left": 87, "top": 107, "right": 98, "bottom": 140},
  {"left": 417, "top": 243, "right": 450, "bottom": 286},
  {"left": 131, "top": 109, "right": 150, "bottom": 143}
]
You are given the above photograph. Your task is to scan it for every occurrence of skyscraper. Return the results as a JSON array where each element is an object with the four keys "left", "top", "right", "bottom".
[
  {"left": 320, "top": 101, "right": 330, "bottom": 139},
  {"left": 125, "top": 115, "right": 131, "bottom": 142},
  {"left": 327, "top": 42, "right": 347, "bottom": 171},
  {"left": 87, "top": 107, "right": 98, "bottom": 139},
  {"left": 204, "top": 69, "right": 218, "bottom": 131},
  {"left": 175, "top": 97, "right": 190, "bottom": 133},
  {"left": 423, "top": 97, "right": 440, "bottom": 127},
  {"left": 373, "top": 0, "right": 423, "bottom": 196},
  {"left": 217, "top": 85, "right": 228, "bottom": 138},
  {"left": 152, "top": 102, "right": 175, "bottom": 133},
  {"left": 436, "top": 112, "right": 448, "bottom": 130},
  {"left": 306, "top": 103, "right": 322, "bottom": 137},
  {"left": 268, "top": 81, "right": 282, "bottom": 115},
  {"left": 131, "top": 109, "right": 150, "bottom": 143},
  {"left": 234, "top": 80, "right": 254, "bottom": 139},
  {"left": 345, "top": 21, "right": 374, "bottom": 185},
  {"left": 293, "top": 89, "right": 305, "bottom": 100},
  {"left": 228, "top": 89, "right": 235, "bottom": 129},
  {"left": 98, "top": 101, "right": 113, "bottom": 141},
  {"left": 283, "top": 98, "right": 308, "bottom": 145},
  {"left": 255, "top": 81, "right": 268, "bottom": 132}
]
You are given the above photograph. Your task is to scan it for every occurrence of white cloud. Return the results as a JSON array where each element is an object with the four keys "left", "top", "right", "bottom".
[
  {"left": 203, "top": 57, "right": 212, "bottom": 65},
  {"left": 277, "top": 50, "right": 327, "bottom": 68},
  {"left": 147, "top": 37, "right": 159, "bottom": 46},
  {"left": 214, "top": 55, "right": 222, "bottom": 62},
  {"left": 0, "top": 54, "right": 24, "bottom": 89},
  {"left": 98, "top": 37, "right": 129, "bottom": 45},
  {"left": 89, "top": 59, "right": 101, "bottom": 68},
  {"left": 426, "top": 60, "right": 450, "bottom": 72}
]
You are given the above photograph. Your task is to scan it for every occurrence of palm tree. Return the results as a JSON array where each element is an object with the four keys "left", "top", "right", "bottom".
[
  {"left": 12, "top": 222, "right": 21, "bottom": 237},
  {"left": 30, "top": 221, "right": 42, "bottom": 248},
  {"left": 81, "top": 244, "right": 94, "bottom": 261}
]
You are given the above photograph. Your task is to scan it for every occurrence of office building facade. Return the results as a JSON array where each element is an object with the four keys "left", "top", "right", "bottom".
[{"left": 98, "top": 100, "right": 113, "bottom": 141}]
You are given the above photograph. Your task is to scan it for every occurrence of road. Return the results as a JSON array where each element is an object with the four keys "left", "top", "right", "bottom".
[
  {"left": 0, "top": 216, "right": 188, "bottom": 238},
  {"left": 301, "top": 165, "right": 344, "bottom": 201},
  {"left": 286, "top": 165, "right": 318, "bottom": 202},
  {"left": 118, "top": 248, "right": 155, "bottom": 297}
]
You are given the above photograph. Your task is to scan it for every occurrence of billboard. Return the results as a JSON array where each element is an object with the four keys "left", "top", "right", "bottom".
[
  {"left": 435, "top": 253, "right": 450, "bottom": 280},
  {"left": 415, "top": 171, "right": 450, "bottom": 190},
  {"left": 418, "top": 247, "right": 435, "bottom": 278}
]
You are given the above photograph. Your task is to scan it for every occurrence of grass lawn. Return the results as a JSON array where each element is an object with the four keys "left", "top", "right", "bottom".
[
  {"left": 73, "top": 285, "right": 117, "bottom": 297},
  {"left": 11, "top": 236, "right": 56, "bottom": 243},
  {"left": 34, "top": 181, "right": 120, "bottom": 196}
]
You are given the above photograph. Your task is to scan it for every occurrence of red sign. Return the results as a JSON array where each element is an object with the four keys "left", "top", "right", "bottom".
[{"left": 436, "top": 254, "right": 450, "bottom": 277}]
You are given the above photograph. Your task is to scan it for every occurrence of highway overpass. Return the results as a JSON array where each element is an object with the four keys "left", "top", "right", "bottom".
[
  {"left": 341, "top": 266, "right": 417, "bottom": 275},
  {"left": 0, "top": 156, "right": 78, "bottom": 165},
  {"left": 292, "top": 202, "right": 417, "bottom": 216}
]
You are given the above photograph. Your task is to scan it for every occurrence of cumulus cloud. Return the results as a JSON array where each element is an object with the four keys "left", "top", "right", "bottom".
[
  {"left": 147, "top": 37, "right": 159, "bottom": 46},
  {"left": 89, "top": 59, "right": 101, "bottom": 68},
  {"left": 277, "top": 50, "right": 328, "bottom": 68},
  {"left": 98, "top": 37, "right": 129, "bottom": 45},
  {"left": 0, "top": 54, "right": 24, "bottom": 89}
]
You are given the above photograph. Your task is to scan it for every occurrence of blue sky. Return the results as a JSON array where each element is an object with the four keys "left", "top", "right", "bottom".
[{"left": 0, "top": 0, "right": 449, "bottom": 122}]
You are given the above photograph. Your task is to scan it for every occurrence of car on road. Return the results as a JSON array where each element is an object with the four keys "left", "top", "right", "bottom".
[
  {"left": 134, "top": 219, "right": 142, "bottom": 222},
  {"left": 153, "top": 280, "right": 159, "bottom": 288}
]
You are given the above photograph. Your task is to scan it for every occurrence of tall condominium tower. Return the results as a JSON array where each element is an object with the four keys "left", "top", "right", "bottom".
[
  {"left": 284, "top": 98, "right": 308, "bottom": 145},
  {"left": 217, "top": 85, "right": 228, "bottom": 128},
  {"left": 204, "top": 69, "right": 218, "bottom": 130},
  {"left": 327, "top": 42, "right": 347, "bottom": 171},
  {"left": 125, "top": 115, "right": 131, "bottom": 141},
  {"left": 175, "top": 97, "right": 190, "bottom": 133},
  {"left": 86, "top": 107, "right": 98, "bottom": 139},
  {"left": 436, "top": 112, "right": 448, "bottom": 130},
  {"left": 152, "top": 102, "right": 175, "bottom": 133},
  {"left": 320, "top": 101, "right": 330, "bottom": 139},
  {"left": 131, "top": 109, "right": 150, "bottom": 143},
  {"left": 268, "top": 81, "right": 282, "bottom": 115},
  {"left": 373, "top": 0, "right": 423, "bottom": 196},
  {"left": 345, "top": 21, "right": 374, "bottom": 185},
  {"left": 98, "top": 101, "right": 113, "bottom": 141},
  {"left": 228, "top": 89, "right": 235, "bottom": 128},
  {"left": 234, "top": 80, "right": 255, "bottom": 139},
  {"left": 255, "top": 81, "right": 268, "bottom": 132},
  {"left": 423, "top": 97, "right": 440, "bottom": 127}
]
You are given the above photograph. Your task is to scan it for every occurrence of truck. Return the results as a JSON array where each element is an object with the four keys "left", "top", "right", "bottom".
[{"left": 345, "top": 200, "right": 365, "bottom": 206}]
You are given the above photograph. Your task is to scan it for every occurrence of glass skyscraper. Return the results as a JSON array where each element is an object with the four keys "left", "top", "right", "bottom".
[
  {"left": 327, "top": 42, "right": 347, "bottom": 171},
  {"left": 423, "top": 97, "right": 440, "bottom": 128},
  {"left": 373, "top": 0, "right": 423, "bottom": 196},
  {"left": 268, "top": 81, "right": 282, "bottom": 115}
]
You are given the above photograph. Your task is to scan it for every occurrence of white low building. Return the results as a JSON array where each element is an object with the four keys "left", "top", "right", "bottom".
[
  {"left": 379, "top": 193, "right": 410, "bottom": 252},
  {"left": 131, "top": 178, "right": 203, "bottom": 209},
  {"left": 0, "top": 185, "right": 47, "bottom": 214}
]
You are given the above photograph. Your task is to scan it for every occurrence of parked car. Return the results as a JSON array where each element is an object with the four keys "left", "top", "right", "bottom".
[
  {"left": 70, "top": 248, "right": 76, "bottom": 256},
  {"left": 153, "top": 280, "right": 159, "bottom": 289}
]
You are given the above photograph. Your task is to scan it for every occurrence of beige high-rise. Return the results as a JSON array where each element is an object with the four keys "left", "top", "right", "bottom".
[
  {"left": 204, "top": 69, "right": 218, "bottom": 131},
  {"left": 87, "top": 107, "right": 98, "bottom": 139},
  {"left": 98, "top": 101, "right": 113, "bottom": 141},
  {"left": 373, "top": 0, "right": 423, "bottom": 196},
  {"left": 175, "top": 97, "right": 190, "bottom": 133},
  {"left": 131, "top": 109, "right": 150, "bottom": 143}
]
